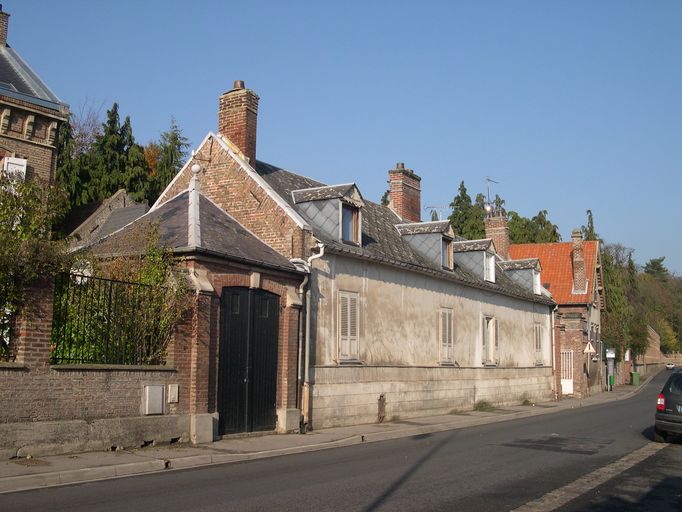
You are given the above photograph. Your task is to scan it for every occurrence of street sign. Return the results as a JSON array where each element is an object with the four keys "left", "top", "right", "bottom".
[
  {"left": 584, "top": 341, "right": 596, "bottom": 354},
  {"left": 606, "top": 348, "right": 616, "bottom": 359}
]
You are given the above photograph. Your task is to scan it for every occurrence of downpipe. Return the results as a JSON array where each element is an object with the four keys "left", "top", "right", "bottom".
[
  {"left": 552, "top": 304, "right": 558, "bottom": 401},
  {"left": 302, "top": 242, "right": 325, "bottom": 431}
]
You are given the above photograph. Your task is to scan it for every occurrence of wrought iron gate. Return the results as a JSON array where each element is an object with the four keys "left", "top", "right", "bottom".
[{"left": 218, "top": 287, "right": 279, "bottom": 435}]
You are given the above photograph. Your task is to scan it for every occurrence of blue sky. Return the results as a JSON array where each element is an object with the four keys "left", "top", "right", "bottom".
[{"left": 9, "top": 1, "right": 682, "bottom": 273}]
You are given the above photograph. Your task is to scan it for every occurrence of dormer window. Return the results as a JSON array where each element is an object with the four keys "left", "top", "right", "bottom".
[
  {"left": 484, "top": 252, "right": 496, "bottom": 282},
  {"left": 341, "top": 202, "right": 360, "bottom": 244},
  {"left": 533, "top": 270, "right": 541, "bottom": 294},
  {"left": 441, "top": 237, "right": 453, "bottom": 270}
]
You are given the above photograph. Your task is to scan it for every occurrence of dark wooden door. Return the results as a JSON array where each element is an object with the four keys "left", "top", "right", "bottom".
[{"left": 219, "top": 287, "right": 279, "bottom": 435}]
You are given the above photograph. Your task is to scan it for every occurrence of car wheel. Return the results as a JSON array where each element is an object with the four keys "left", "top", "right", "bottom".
[{"left": 654, "top": 427, "right": 667, "bottom": 443}]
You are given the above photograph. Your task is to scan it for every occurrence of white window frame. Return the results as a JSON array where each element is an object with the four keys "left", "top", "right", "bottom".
[
  {"left": 533, "top": 270, "right": 541, "bottom": 295},
  {"left": 2, "top": 156, "right": 27, "bottom": 182},
  {"left": 484, "top": 252, "right": 496, "bottom": 283},
  {"left": 340, "top": 201, "right": 361, "bottom": 245},
  {"left": 534, "top": 322, "right": 544, "bottom": 365},
  {"left": 482, "top": 315, "right": 498, "bottom": 366},
  {"left": 338, "top": 290, "right": 360, "bottom": 362},
  {"left": 439, "top": 308, "right": 454, "bottom": 364}
]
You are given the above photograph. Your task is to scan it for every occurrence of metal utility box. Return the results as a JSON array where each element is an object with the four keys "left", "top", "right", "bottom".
[{"left": 144, "top": 385, "right": 165, "bottom": 415}]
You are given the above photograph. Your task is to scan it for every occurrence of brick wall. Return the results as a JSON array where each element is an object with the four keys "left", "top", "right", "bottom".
[{"left": 1, "top": 282, "right": 183, "bottom": 424}]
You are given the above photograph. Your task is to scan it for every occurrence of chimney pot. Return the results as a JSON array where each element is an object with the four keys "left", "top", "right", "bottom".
[
  {"left": 233, "top": 80, "right": 245, "bottom": 90},
  {"left": 388, "top": 162, "right": 421, "bottom": 222},
  {"left": 485, "top": 215, "right": 510, "bottom": 260},
  {"left": 571, "top": 228, "right": 586, "bottom": 293}
]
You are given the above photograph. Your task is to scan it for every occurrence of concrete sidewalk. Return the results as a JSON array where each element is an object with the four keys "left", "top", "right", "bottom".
[{"left": 0, "top": 381, "right": 650, "bottom": 494}]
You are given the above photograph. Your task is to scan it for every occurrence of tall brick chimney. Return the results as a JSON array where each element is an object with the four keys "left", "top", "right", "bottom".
[
  {"left": 485, "top": 215, "right": 510, "bottom": 260},
  {"left": 0, "top": 5, "right": 10, "bottom": 48},
  {"left": 571, "top": 228, "right": 586, "bottom": 293},
  {"left": 388, "top": 162, "right": 421, "bottom": 222},
  {"left": 218, "top": 80, "right": 259, "bottom": 164}
]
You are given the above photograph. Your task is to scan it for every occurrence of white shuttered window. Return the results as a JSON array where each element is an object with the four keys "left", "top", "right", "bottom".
[
  {"left": 439, "top": 308, "right": 454, "bottom": 364},
  {"left": 534, "top": 323, "right": 544, "bottom": 365},
  {"left": 482, "top": 316, "right": 498, "bottom": 366},
  {"left": 338, "top": 291, "right": 359, "bottom": 361}
]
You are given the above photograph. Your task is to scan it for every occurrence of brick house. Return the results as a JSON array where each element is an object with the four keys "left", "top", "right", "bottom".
[
  {"left": 0, "top": 6, "right": 69, "bottom": 184},
  {"left": 0, "top": 165, "right": 306, "bottom": 457},
  {"left": 509, "top": 232, "right": 604, "bottom": 397},
  {"left": 155, "top": 81, "right": 557, "bottom": 429}
]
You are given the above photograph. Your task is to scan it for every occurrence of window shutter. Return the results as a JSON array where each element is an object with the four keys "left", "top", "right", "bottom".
[
  {"left": 494, "top": 318, "right": 499, "bottom": 363},
  {"left": 482, "top": 316, "right": 488, "bottom": 364},
  {"left": 339, "top": 294, "right": 349, "bottom": 359},
  {"left": 349, "top": 294, "right": 358, "bottom": 350},
  {"left": 339, "top": 292, "right": 359, "bottom": 360}
]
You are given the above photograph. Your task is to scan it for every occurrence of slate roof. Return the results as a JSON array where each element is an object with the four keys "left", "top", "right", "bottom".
[
  {"left": 509, "top": 241, "right": 599, "bottom": 305},
  {"left": 292, "top": 184, "right": 357, "bottom": 203},
  {"left": 98, "top": 204, "right": 149, "bottom": 238},
  {"left": 255, "top": 161, "right": 553, "bottom": 305},
  {"left": 498, "top": 258, "right": 540, "bottom": 271},
  {"left": 89, "top": 190, "right": 298, "bottom": 273},
  {"left": 396, "top": 220, "right": 451, "bottom": 236},
  {"left": 0, "top": 45, "right": 67, "bottom": 112},
  {"left": 452, "top": 239, "right": 493, "bottom": 253}
]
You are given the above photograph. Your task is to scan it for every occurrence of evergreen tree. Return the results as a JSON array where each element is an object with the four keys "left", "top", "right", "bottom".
[
  {"left": 581, "top": 209, "right": 598, "bottom": 241},
  {"left": 380, "top": 190, "right": 389, "bottom": 207},
  {"left": 448, "top": 182, "right": 485, "bottom": 239},
  {"left": 643, "top": 257, "right": 669, "bottom": 281},
  {"left": 145, "top": 119, "right": 190, "bottom": 204}
]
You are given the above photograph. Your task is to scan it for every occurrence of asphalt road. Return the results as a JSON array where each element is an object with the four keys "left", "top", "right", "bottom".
[{"left": 4, "top": 372, "right": 672, "bottom": 512}]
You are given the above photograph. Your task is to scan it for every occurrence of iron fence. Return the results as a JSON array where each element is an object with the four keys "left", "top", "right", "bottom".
[{"left": 51, "top": 272, "right": 170, "bottom": 365}]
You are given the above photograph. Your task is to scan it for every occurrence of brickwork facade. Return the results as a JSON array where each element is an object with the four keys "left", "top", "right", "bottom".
[{"left": 159, "top": 135, "right": 313, "bottom": 260}]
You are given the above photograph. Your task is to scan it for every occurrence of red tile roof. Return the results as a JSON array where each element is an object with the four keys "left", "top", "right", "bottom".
[{"left": 509, "top": 241, "right": 599, "bottom": 305}]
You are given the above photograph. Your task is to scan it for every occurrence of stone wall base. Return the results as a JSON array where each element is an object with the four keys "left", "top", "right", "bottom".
[
  {"left": 190, "top": 412, "right": 219, "bottom": 444},
  {"left": 0, "top": 415, "right": 190, "bottom": 459},
  {"left": 277, "top": 407, "right": 301, "bottom": 433}
]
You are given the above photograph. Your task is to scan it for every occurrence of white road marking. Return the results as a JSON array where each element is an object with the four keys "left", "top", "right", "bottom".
[{"left": 511, "top": 442, "right": 666, "bottom": 512}]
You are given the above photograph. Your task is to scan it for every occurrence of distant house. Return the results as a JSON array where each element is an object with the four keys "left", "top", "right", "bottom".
[
  {"left": 510, "top": 233, "right": 604, "bottom": 397},
  {"left": 64, "top": 189, "right": 149, "bottom": 249},
  {"left": 154, "top": 80, "right": 557, "bottom": 430},
  {"left": 0, "top": 6, "right": 69, "bottom": 183}
]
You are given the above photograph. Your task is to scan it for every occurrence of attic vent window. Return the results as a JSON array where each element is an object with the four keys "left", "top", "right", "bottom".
[
  {"left": 441, "top": 238, "right": 453, "bottom": 270},
  {"left": 533, "top": 270, "right": 541, "bottom": 294},
  {"left": 341, "top": 202, "right": 360, "bottom": 245}
]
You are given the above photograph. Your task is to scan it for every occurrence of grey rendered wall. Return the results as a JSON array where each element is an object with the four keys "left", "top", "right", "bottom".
[{"left": 308, "top": 253, "right": 554, "bottom": 428}]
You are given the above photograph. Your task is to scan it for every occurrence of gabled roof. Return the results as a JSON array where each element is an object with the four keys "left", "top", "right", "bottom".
[
  {"left": 0, "top": 46, "right": 67, "bottom": 112},
  {"left": 452, "top": 239, "right": 493, "bottom": 253},
  {"left": 292, "top": 183, "right": 363, "bottom": 205},
  {"left": 89, "top": 190, "right": 298, "bottom": 273},
  {"left": 255, "top": 161, "right": 553, "bottom": 306},
  {"left": 396, "top": 220, "right": 451, "bottom": 236},
  {"left": 509, "top": 241, "right": 600, "bottom": 305},
  {"left": 498, "top": 258, "right": 540, "bottom": 271}
]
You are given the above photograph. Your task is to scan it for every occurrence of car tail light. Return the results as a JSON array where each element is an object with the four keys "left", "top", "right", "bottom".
[{"left": 657, "top": 394, "right": 666, "bottom": 411}]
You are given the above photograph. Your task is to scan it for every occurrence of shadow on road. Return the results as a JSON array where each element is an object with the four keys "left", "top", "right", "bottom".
[{"left": 361, "top": 431, "right": 454, "bottom": 512}]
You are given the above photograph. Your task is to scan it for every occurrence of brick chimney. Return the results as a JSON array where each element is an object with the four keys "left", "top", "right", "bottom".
[
  {"left": 0, "top": 5, "right": 10, "bottom": 47},
  {"left": 388, "top": 162, "right": 421, "bottom": 222},
  {"left": 571, "top": 228, "right": 586, "bottom": 293},
  {"left": 485, "top": 215, "right": 510, "bottom": 260},
  {"left": 218, "top": 80, "right": 259, "bottom": 164}
]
